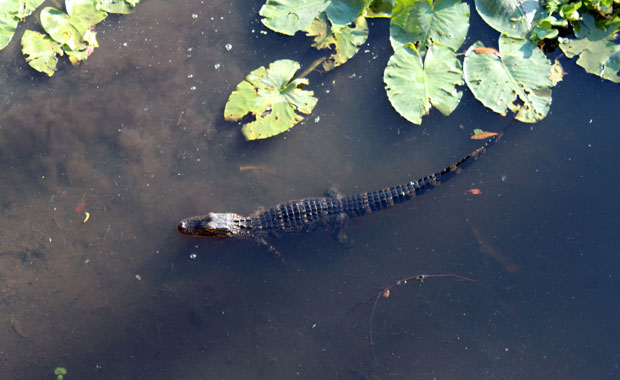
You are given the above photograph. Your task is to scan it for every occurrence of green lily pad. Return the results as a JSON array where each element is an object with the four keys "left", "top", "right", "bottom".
[
  {"left": 0, "top": 0, "right": 45, "bottom": 50},
  {"left": 474, "top": 0, "right": 540, "bottom": 38},
  {"left": 559, "top": 14, "right": 620, "bottom": 83},
  {"left": 463, "top": 35, "right": 554, "bottom": 123},
  {"left": 306, "top": 13, "right": 369, "bottom": 71},
  {"left": 65, "top": 0, "right": 107, "bottom": 35},
  {"left": 16, "top": 0, "right": 46, "bottom": 18},
  {"left": 365, "top": 0, "right": 395, "bottom": 18},
  {"left": 390, "top": 0, "right": 470, "bottom": 53},
  {"left": 66, "top": 28, "right": 98, "bottom": 64},
  {"left": 21, "top": 30, "right": 63, "bottom": 76},
  {"left": 98, "top": 0, "right": 140, "bottom": 14},
  {"left": 40, "top": 8, "right": 84, "bottom": 50},
  {"left": 224, "top": 59, "right": 318, "bottom": 140},
  {"left": 259, "top": 0, "right": 330, "bottom": 36},
  {"left": 0, "top": 4, "right": 20, "bottom": 51},
  {"left": 325, "top": 0, "right": 371, "bottom": 29},
  {"left": 384, "top": 43, "right": 464, "bottom": 125},
  {"left": 40, "top": 1, "right": 105, "bottom": 51}
]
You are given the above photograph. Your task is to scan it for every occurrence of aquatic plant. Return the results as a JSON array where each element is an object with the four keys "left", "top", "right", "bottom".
[
  {"left": 0, "top": 0, "right": 140, "bottom": 76},
  {"left": 54, "top": 367, "right": 67, "bottom": 380},
  {"left": 225, "top": 0, "right": 619, "bottom": 140}
]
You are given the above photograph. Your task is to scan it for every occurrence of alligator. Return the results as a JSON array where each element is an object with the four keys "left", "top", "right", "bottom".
[{"left": 177, "top": 134, "right": 500, "bottom": 241}]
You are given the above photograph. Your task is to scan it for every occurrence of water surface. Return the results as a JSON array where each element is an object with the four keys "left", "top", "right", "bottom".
[{"left": 0, "top": 0, "right": 619, "bottom": 379}]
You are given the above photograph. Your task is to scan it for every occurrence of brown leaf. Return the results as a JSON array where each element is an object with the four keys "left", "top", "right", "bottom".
[
  {"left": 473, "top": 47, "right": 501, "bottom": 57},
  {"left": 471, "top": 131, "right": 499, "bottom": 140}
]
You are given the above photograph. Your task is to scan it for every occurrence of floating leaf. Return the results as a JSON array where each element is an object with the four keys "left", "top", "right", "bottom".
[
  {"left": 390, "top": 0, "right": 470, "bottom": 53},
  {"left": 473, "top": 47, "right": 500, "bottom": 56},
  {"left": 259, "top": 0, "right": 330, "bottom": 36},
  {"left": 224, "top": 59, "right": 318, "bottom": 140},
  {"left": 384, "top": 43, "right": 463, "bottom": 125},
  {"left": 40, "top": 7, "right": 83, "bottom": 50},
  {"left": 0, "top": 5, "right": 20, "bottom": 51},
  {"left": 98, "top": 0, "right": 140, "bottom": 14},
  {"left": 471, "top": 129, "right": 499, "bottom": 139},
  {"left": 15, "top": 0, "right": 46, "bottom": 18},
  {"left": 326, "top": 0, "right": 371, "bottom": 29},
  {"left": 474, "top": 0, "right": 541, "bottom": 38},
  {"left": 0, "top": 0, "right": 45, "bottom": 50},
  {"left": 21, "top": 30, "right": 63, "bottom": 76},
  {"left": 531, "top": 15, "right": 568, "bottom": 42},
  {"left": 550, "top": 59, "right": 564, "bottom": 85},
  {"left": 466, "top": 188, "right": 483, "bottom": 195},
  {"left": 365, "top": 0, "right": 395, "bottom": 18},
  {"left": 306, "top": 13, "right": 369, "bottom": 71},
  {"left": 559, "top": 14, "right": 620, "bottom": 83},
  {"left": 65, "top": 0, "right": 107, "bottom": 35},
  {"left": 463, "top": 35, "right": 554, "bottom": 123},
  {"left": 39, "top": 0, "right": 105, "bottom": 63}
]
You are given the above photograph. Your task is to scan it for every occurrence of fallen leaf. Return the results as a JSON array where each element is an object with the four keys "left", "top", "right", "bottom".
[
  {"left": 466, "top": 188, "right": 483, "bottom": 195},
  {"left": 473, "top": 47, "right": 501, "bottom": 57},
  {"left": 471, "top": 130, "right": 499, "bottom": 140},
  {"left": 382, "top": 289, "right": 390, "bottom": 298},
  {"left": 74, "top": 201, "right": 86, "bottom": 213}
]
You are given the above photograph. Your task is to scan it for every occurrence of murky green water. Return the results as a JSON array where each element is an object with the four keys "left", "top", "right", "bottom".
[{"left": 1, "top": 0, "right": 619, "bottom": 379}]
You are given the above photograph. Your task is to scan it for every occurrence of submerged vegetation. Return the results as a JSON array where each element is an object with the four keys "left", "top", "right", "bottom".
[
  {"left": 0, "top": 0, "right": 140, "bottom": 76},
  {"left": 225, "top": 0, "right": 619, "bottom": 140}
]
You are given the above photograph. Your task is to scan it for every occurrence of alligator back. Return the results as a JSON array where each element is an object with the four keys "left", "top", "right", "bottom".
[{"left": 245, "top": 134, "right": 499, "bottom": 235}]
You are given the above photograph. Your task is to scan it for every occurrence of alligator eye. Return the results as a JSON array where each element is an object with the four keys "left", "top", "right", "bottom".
[{"left": 177, "top": 220, "right": 189, "bottom": 233}]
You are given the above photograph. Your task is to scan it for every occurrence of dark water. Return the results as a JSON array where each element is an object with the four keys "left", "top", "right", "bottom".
[{"left": 1, "top": 0, "right": 619, "bottom": 379}]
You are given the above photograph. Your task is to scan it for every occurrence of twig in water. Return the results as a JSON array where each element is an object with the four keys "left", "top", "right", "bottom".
[{"left": 369, "top": 273, "right": 497, "bottom": 366}]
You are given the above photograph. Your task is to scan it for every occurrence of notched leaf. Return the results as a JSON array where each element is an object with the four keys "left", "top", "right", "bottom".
[
  {"left": 305, "top": 13, "right": 369, "bottom": 71},
  {"left": 224, "top": 59, "right": 319, "bottom": 140},
  {"left": 559, "top": 14, "right": 620, "bottom": 83},
  {"left": 464, "top": 36, "right": 555, "bottom": 123}
]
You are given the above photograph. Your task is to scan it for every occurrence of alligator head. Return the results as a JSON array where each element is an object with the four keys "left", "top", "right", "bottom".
[{"left": 177, "top": 212, "right": 245, "bottom": 238}]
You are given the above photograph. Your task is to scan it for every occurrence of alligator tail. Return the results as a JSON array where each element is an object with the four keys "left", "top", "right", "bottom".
[{"left": 341, "top": 133, "right": 502, "bottom": 217}]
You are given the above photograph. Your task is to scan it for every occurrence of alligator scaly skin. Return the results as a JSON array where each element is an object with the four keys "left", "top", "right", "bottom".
[{"left": 177, "top": 134, "right": 500, "bottom": 238}]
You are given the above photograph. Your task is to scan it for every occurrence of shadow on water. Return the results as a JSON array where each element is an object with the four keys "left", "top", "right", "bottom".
[{"left": 1, "top": 0, "right": 619, "bottom": 379}]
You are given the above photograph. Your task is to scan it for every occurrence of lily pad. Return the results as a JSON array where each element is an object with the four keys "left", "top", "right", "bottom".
[
  {"left": 224, "top": 59, "right": 318, "bottom": 140},
  {"left": 384, "top": 43, "right": 464, "bottom": 125},
  {"left": 463, "top": 35, "right": 554, "bottom": 123},
  {"left": 306, "top": 13, "right": 369, "bottom": 71},
  {"left": 98, "top": 0, "right": 140, "bottom": 14},
  {"left": 390, "top": 0, "right": 470, "bottom": 53},
  {"left": 16, "top": 0, "right": 46, "bottom": 18},
  {"left": 40, "top": 1, "right": 105, "bottom": 51},
  {"left": 326, "top": 0, "right": 371, "bottom": 29},
  {"left": 21, "top": 30, "right": 63, "bottom": 76},
  {"left": 259, "top": 0, "right": 330, "bottom": 36},
  {"left": 365, "top": 0, "right": 395, "bottom": 18},
  {"left": 0, "top": 0, "right": 45, "bottom": 50},
  {"left": 65, "top": 0, "right": 107, "bottom": 35},
  {"left": 559, "top": 14, "right": 620, "bottom": 83},
  {"left": 474, "top": 0, "right": 540, "bottom": 38}
]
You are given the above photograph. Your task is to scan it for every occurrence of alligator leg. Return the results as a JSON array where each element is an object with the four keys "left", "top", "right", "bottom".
[
  {"left": 254, "top": 235, "right": 283, "bottom": 258},
  {"left": 324, "top": 186, "right": 344, "bottom": 200},
  {"left": 333, "top": 212, "right": 350, "bottom": 244}
]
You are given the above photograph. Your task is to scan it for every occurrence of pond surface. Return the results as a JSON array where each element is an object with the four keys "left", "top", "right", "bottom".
[{"left": 1, "top": 0, "right": 619, "bottom": 379}]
